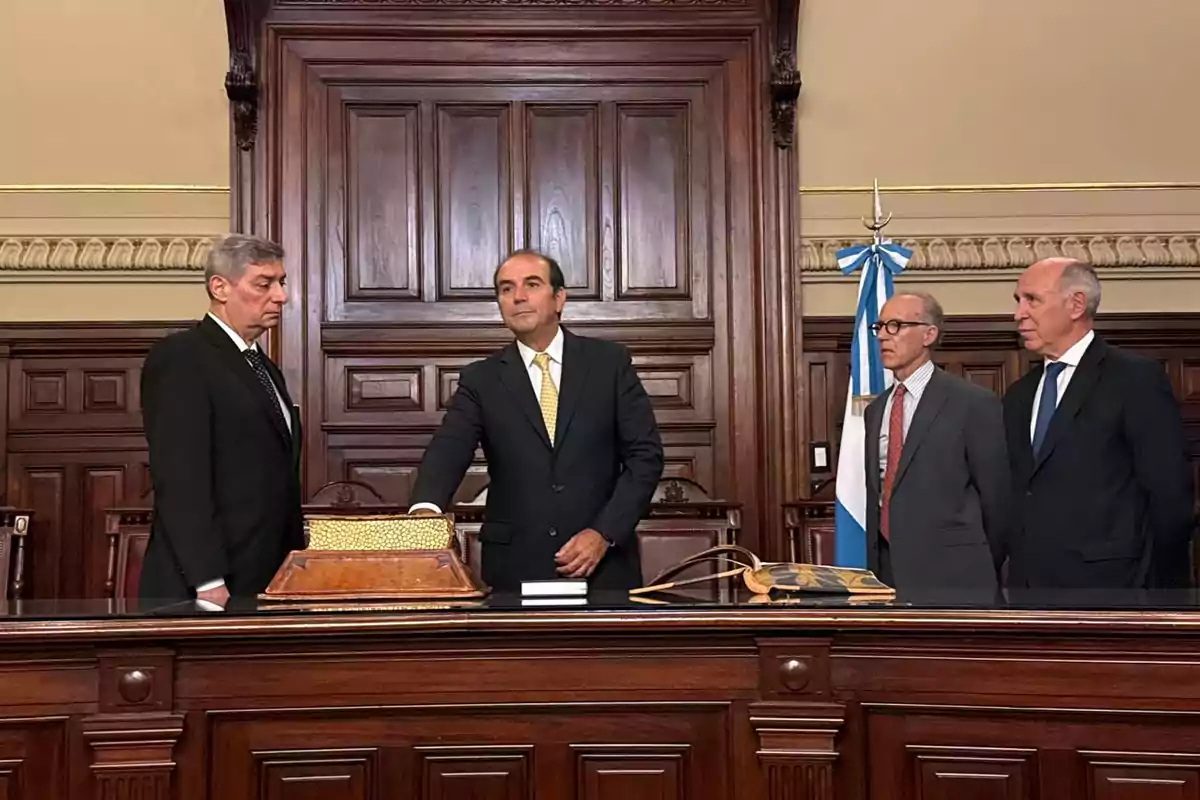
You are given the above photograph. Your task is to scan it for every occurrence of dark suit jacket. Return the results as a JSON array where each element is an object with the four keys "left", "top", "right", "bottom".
[
  {"left": 410, "top": 328, "right": 664, "bottom": 592},
  {"left": 865, "top": 367, "right": 1010, "bottom": 593},
  {"left": 1003, "top": 336, "right": 1196, "bottom": 589},
  {"left": 138, "top": 315, "right": 303, "bottom": 602}
]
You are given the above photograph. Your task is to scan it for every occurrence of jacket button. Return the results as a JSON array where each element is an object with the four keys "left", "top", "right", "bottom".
[
  {"left": 549, "top": 527, "right": 558, "bottom": 537},
  {"left": 552, "top": 484, "right": 564, "bottom": 493}
]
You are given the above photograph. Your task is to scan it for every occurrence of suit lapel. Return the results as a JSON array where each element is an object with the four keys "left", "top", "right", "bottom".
[
  {"left": 553, "top": 330, "right": 590, "bottom": 449},
  {"left": 864, "top": 390, "right": 886, "bottom": 497},
  {"left": 198, "top": 316, "right": 291, "bottom": 449},
  {"left": 892, "top": 367, "right": 948, "bottom": 490},
  {"left": 261, "top": 354, "right": 301, "bottom": 463},
  {"left": 1032, "top": 337, "right": 1106, "bottom": 474},
  {"left": 1012, "top": 367, "right": 1041, "bottom": 472},
  {"left": 499, "top": 343, "right": 552, "bottom": 450}
]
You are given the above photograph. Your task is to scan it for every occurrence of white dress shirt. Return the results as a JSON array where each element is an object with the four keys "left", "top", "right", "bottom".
[
  {"left": 878, "top": 359, "right": 935, "bottom": 485},
  {"left": 409, "top": 327, "right": 564, "bottom": 515},
  {"left": 1028, "top": 329, "right": 1095, "bottom": 441},
  {"left": 197, "top": 313, "right": 293, "bottom": 601}
]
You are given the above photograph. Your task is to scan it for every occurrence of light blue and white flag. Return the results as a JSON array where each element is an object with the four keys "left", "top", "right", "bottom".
[{"left": 832, "top": 240, "right": 913, "bottom": 566}]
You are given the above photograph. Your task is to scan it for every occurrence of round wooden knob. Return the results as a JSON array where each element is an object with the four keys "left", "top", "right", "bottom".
[
  {"left": 779, "top": 658, "right": 810, "bottom": 691},
  {"left": 117, "top": 669, "right": 153, "bottom": 703}
]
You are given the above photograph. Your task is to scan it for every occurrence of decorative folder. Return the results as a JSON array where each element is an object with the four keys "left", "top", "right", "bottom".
[
  {"left": 259, "top": 513, "right": 488, "bottom": 602},
  {"left": 630, "top": 544, "right": 894, "bottom": 599}
]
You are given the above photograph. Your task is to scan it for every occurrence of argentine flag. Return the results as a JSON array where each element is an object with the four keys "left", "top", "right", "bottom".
[{"left": 832, "top": 240, "right": 912, "bottom": 566}]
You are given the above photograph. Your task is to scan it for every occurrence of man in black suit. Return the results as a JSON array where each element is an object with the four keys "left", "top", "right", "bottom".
[
  {"left": 409, "top": 249, "right": 664, "bottom": 592},
  {"left": 139, "top": 234, "right": 303, "bottom": 607},
  {"left": 864, "top": 292, "right": 1009, "bottom": 594},
  {"left": 1004, "top": 258, "right": 1195, "bottom": 589}
]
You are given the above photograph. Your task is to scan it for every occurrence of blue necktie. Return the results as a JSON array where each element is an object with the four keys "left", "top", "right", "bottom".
[{"left": 1031, "top": 361, "right": 1067, "bottom": 456}]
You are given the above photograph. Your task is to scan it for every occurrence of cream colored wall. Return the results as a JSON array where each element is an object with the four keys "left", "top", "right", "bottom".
[
  {"left": 0, "top": 0, "right": 229, "bottom": 321},
  {"left": 796, "top": 0, "right": 1200, "bottom": 316},
  {"left": 0, "top": 0, "right": 1196, "bottom": 319}
]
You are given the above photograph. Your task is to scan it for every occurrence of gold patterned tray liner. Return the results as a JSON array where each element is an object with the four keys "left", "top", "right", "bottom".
[{"left": 304, "top": 515, "right": 454, "bottom": 551}]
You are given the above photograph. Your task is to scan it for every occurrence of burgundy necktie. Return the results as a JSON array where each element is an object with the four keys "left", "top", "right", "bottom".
[{"left": 880, "top": 383, "right": 907, "bottom": 541}]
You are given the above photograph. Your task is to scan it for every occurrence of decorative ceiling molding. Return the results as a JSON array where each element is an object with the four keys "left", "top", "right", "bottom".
[
  {"left": 800, "top": 233, "right": 1200, "bottom": 272},
  {"left": 0, "top": 237, "right": 212, "bottom": 272}
]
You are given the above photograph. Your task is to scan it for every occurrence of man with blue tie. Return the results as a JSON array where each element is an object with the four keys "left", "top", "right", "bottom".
[{"left": 1003, "top": 258, "right": 1195, "bottom": 589}]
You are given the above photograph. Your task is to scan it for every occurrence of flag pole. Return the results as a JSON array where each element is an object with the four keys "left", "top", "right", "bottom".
[{"left": 831, "top": 180, "right": 912, "bottom": 568}]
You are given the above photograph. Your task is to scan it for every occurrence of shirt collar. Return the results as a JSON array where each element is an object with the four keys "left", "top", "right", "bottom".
[
  {"left": 895, "top": 358, "right": 934, "bottom": 398},
  {"left": 1046, "top": 329, "right": 1094, "bottom": 369},
  {"left": 516, "top": 326, "right": 564, "bottom": 368},
  {"left": 207, "top": 312, "right": 259, "bottom": 354}
]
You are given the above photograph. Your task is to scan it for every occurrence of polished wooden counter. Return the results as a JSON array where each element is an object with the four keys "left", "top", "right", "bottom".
[{"left": 4, "top": 592, "right": 1200, "bottom": 800}]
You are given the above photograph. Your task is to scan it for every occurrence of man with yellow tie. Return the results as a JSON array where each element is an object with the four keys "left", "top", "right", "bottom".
[{"left": 409, "top": 249, "right": 664, "bottom": 592}]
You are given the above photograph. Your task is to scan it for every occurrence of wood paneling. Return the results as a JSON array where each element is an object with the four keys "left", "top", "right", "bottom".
[
  {"left": 211, "top": 707, "right": 726, "bottom": 800},
  {"left": 526, "top": 104, "right": 600, "bottom": 297},
  {"left": 268, "top": 21, "right": 767, "bottom": 550},
  {"left": 19, "top": 608, "right": 1200, "bottom": 798},
  {"left": 347, "top": 105, "right": 420, "bottom": 300},
  {"left": 799, "top": 314, "right": 1200, "bottom": 494},
  {"left": 616, "top": 105, "right": 690, "bottom": 299},
  {"left": 575, "top": 747, "right": 689, "bottom": 800},
  {"left": 0, "top": 719, "right": 69, "bottom": 800},
  {"left": 418, "top": 747, "right": 531, "bottom": 800},
  {"left": 0, "top": 324, "right": 184, "bottom": 599},
  {"left": 437, "top": 104, "right": 512, "bottom": 298},
  {"left": 258, "top": 751, "right": 376, "bottom": 800}
]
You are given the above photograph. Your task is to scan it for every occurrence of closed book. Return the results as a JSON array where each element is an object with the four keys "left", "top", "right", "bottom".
[{"left": 521, "top": 579, "right": 588, "bottom": 597}]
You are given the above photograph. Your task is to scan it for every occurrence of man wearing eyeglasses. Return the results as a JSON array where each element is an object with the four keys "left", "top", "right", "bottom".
[{"left": 863, "top": 292, "right": 1010, "bottom": 595}]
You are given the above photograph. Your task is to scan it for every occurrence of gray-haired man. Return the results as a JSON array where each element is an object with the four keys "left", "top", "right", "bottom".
[
  {"left": 139, "top": 233, "right": 303, "bottom": 607},
  {"left": 1004, "top": 258, "right": 1195, "bottom": 589},
  {"left": 864, "top": 292, "right": 1010, "bottom": 595}
]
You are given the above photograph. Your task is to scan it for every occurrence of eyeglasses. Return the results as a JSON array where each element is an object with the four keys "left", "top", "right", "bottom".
[{"left": 870, "top": 320, "right": 931, "bottom": 336}]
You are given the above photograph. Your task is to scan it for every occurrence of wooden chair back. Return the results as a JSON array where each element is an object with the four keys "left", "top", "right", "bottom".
[{"left": 0, "top": 508, "right": 31, "bottom": 600}]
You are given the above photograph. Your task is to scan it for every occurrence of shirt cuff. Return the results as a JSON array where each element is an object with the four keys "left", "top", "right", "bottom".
[
  {"left": 196, "top": 578, "right": 225, "bottom": 592},
  {"left": 408, "top": 502, "right": 442, "bottom": 514}
]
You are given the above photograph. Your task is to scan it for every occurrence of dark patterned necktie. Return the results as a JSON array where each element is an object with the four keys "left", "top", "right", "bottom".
[
  {"left": 1032, "top": 361, "right": 1067, "bottom": 456},
  {"left": 244, "top": 348, "right": 290, "bottom": 436}
]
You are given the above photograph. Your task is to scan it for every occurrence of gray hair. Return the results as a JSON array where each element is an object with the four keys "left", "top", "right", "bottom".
[
  {"left": 1058, "top": 260, "right": 1102, "bottom": 319},
  {"left": 205, "top": 234, "right": 285, "bottom": 298},
  {"left": 900, "top": 291, "right": 945, "bottom": 346}
]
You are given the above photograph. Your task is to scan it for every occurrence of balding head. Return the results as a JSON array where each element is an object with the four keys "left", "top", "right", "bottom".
[
  {"left": 876, "top": 292, "right": 942, "bottom": 380},
  {"left": 1014, "top": 258, "right": 1099, "bottom": 358}
]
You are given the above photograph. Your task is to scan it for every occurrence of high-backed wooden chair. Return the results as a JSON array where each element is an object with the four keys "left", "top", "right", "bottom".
[
  {"left": 306, "top": 480, "right": 387, "bottom": 509},
  {"left": 0, "top": 508, "right": 31, "bottom": 601},
  {"left": 452, "top": 478, "right": 741, "bottom": 599},
  {"left": 782, "top": 479, "right": 836, "bottom": 565},
  {"left": 103, "top": 508, "right": 152, "bottom": 600}
]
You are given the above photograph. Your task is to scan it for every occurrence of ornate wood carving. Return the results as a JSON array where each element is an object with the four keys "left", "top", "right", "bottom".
[
  {"left": 82, "top": 713, "right": 184, "bottom": 800},
  {"left": 81, "top": 650, "right": 182, "bottom": 799},
  {"left": 223, "top": 0, "right": 270, "bottom": 151},
  {"left": 770, "top": 0, "right": 802, "bottom": 149},
  {"left": 749, "top": 702, "right": 845, "bottom": 800}
]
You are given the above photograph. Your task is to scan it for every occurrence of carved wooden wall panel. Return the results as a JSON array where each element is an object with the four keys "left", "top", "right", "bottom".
[
  {"left": 0, "top": 718, "right": 69, "bottom": 798},
  {"left": 0, "top": 325, "right": 184, "bottom": 599},
  {"left": 211, "top": 707, "right": 724, "bottom": 800},
  {"left": 261, "top": 29, "right": 766, "bottom": 547}
]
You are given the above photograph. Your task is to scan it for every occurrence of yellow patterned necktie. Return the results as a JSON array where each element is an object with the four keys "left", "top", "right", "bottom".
[{"left": 532, "top": 352, "right": 558, "bottom": 442}]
